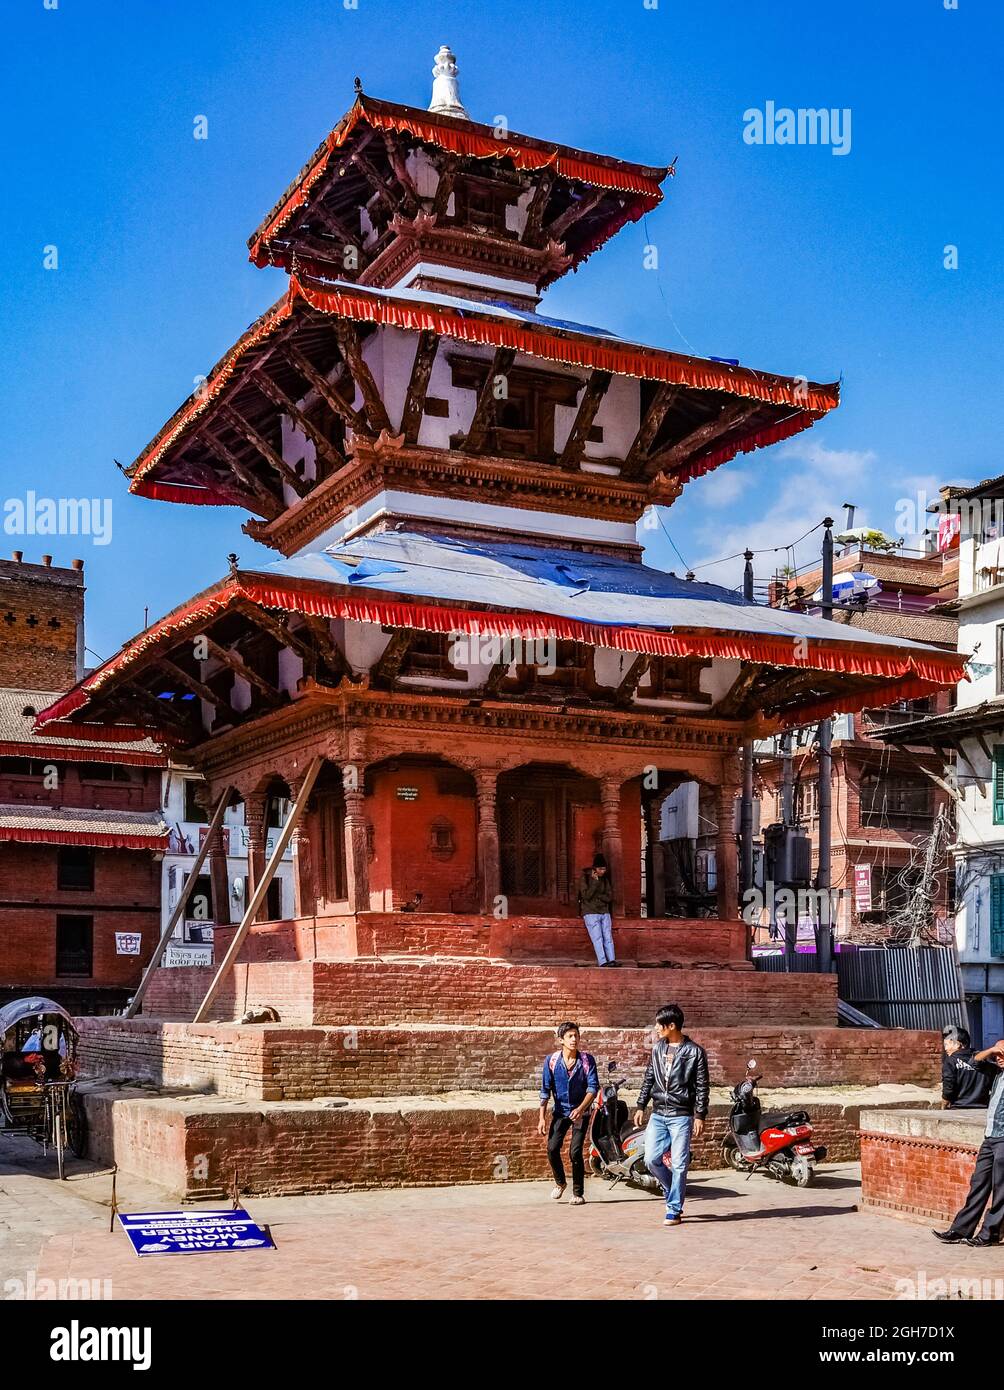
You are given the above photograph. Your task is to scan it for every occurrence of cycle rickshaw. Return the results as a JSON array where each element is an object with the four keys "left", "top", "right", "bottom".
[{"left": 0, "top": 996, "right": 87, "bottom": 1178}]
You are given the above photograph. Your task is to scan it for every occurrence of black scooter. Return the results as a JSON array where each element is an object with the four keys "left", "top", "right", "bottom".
[{"left": 587, "top": 1060, "right": 662, "bottom": 1195}]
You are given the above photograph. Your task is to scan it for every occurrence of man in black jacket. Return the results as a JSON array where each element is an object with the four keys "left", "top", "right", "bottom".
[
  {"left": 633, "top": 1003, "right": 710, "bottom": 1226},
  {"left": 941, "top": 1025, "right": 993, "bottom": 1109}
]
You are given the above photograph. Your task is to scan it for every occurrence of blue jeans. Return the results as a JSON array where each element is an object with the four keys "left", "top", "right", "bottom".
[
  {"left": 583, "top": 912, "right": 614, "bottom": 964},
  {"left": 643, "top": 1113, "right": 693, "bottom": 1218}
]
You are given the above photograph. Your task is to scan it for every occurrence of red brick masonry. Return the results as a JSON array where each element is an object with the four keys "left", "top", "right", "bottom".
[
  {"left": 78, "top": 1017, "right": 940, "bottom": 1102},
  {"left": 859, "top": 1108, "right": 986, "bottom": 1226}
]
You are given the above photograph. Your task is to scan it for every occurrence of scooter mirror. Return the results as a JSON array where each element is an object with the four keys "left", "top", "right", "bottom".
[{"left": 747, "top": 1058, "right": 757, "bottom": 1069}]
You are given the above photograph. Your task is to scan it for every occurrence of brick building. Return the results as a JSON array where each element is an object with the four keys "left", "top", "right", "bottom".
[
  {"left": 756, "top": 539, "right": 959, "bottom": 942},
  {"left": 0, "top": 555, "right": 167, "bottom": 1011}
]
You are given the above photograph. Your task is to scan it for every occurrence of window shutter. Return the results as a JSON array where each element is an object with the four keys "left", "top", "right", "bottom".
[
  {"left": 994, "top": 749, "right": 1004, "bottom": 825},
  {"left": 993, "top": 875, "right": 1004, "bottom": 959}
]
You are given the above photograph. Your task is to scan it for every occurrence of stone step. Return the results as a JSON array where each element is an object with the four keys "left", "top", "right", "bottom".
[
  {"left": 78, "top": 1018, "right": 940, "bottom": 1103},
  {"left": 141, "top": 957, "right": 836, "bottom": 1029},
  {"left": 80, "top": 1082, "right": 939, "bottom": 1198}
]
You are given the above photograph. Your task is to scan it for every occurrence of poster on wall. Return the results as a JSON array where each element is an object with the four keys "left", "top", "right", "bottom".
[
  {"left": 853, "top": 863, "right": 873, "bottom": 913},
  {"left": 115, "top": 932, "right": 142, "bottom": 955}
]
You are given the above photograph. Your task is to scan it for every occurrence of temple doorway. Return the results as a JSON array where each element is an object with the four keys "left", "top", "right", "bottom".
[{"left": 497, "top": 764, "right": 603, "bottom": 915}]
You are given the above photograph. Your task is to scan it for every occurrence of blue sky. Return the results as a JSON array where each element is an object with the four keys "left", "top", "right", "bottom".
[{"left": 2, "top": 0, "right": 1001, "bottom": 664}]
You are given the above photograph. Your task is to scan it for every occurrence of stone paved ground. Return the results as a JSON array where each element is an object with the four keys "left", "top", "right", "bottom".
[{"left": 2, "top": 1138, "right": 1002, "bottom": 1300}]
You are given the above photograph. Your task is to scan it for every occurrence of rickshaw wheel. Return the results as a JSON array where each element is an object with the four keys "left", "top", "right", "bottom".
[{"left": 67, "top": 1092, "right": 88, "bottom": 1159}]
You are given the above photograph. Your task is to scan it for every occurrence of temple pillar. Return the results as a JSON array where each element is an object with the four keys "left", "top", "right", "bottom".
[
  {"left": 475, "top": 769, "right": 501, "bottom": 914},
  {"left": 342, "top": 764, "right": 370, "bottom": 913},
  {"left": 716, "top": 783, "right": 739, "bottom": 922},
  {"left": 600, "top": 776, "right": 626, "bottom": 916},
  {"left": 289, "top": 772, "right": 318, "bottom": 919},
  {"left": 208, "top": 819, "right": 231, "bottom": 928},
  {"left": 645, "top": 794, "right": 666, "bottom": 918},
  {"left": 243, "top": 792, "right": 267, "bottom": 922}
]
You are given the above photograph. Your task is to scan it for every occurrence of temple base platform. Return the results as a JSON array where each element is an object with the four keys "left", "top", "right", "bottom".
[{"left": 860, "top": 1107, "right": 987, "bottom": 1226}]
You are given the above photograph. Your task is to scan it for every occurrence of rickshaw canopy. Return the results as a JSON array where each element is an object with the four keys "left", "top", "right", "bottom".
[{"left": 0, "top": 997, "right": 77, "bottom": 1040}]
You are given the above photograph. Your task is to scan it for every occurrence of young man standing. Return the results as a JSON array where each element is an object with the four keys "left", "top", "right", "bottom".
[
  {"left": 941, "top": 1025, "right": 993, "bottom": 1109},
  {"left": 578, "top": 853, "right": 616, "bottom": 966},
  {"left": 538, "top": 1021, "right": 599, "bottom": 1206},
  {"left": 633, "top": 1003, "right": 709, "bottom": 1227},
  {"left": 935, "top": 1039, "right": 1004, "bottom": 1247}
]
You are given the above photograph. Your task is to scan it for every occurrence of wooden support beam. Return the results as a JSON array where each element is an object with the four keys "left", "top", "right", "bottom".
[
  {"left": 334, "top": 322, "right": 392, "bottom": 435},
  {"left": 521, "top": 170, "right": 555, "bottom": 245},
  {"left": 624, "top": 383, "right": 680, "bottom": 475},
  {"left": 203, "top": 635, "right": 283, "bottom": 704},
  {"left": 483, "top": 657, "right": 510, "bottom": 697},
  {"left": 380, "top": 130, "right": 421, "bottom": 211},
  {"left": 715, "top": 664, "right": 763, "bottom": 720},
  {"left": 350, "top": 149, "right": 399, "bottom": 218},
  {"left": 234, "top": 602, "right": 346, "bottom": 685},
  {"left": 399, "top": 331, "right": 440, "bottom": 444},
  {"left": 542, "top": 188, "right": 605, "bottom": 243},
  {"left": 157, "top": 657, "right": 233, "bottom": 713},
  {"left": 747, "top": 668, "right": 827, "bottom": 718},
  {"left": 120, "top": 682, "right": 196, "bottom": 733},
  {"left": 460, "top": 347, "right": 516, "bottom": 453},
  {"left": 217, "top": 403, "right": 308, "bottom": 498},
  {"left": 558, "top": 370, "right": 611, "bottom": 469},
  {"left": 251, "top": 369, "right": 345, "bottom": 472},
  {"left": 283, "top": 343, "right": 372, "bottom": 438},
  {"left": 297, "top": 613, "right": 352, "bottom": 680},
  {"left": 614, "top": 654, "right": 651, "bottom": 707},
  {"left": 193, "top": 758, "right": 322, "bottom": 1023},
  {"left": 431, "top": 155, "right": 460, "bottom": 220},
  {"left": 647, "top": 401, "right": 759, "bottom": 476},
  {"left": 372, "top": 630, "right": 413, "bottom": 688},
  {"left": 126, "top": 784, "right": 234, "bottom": 1018},
  {"left": 197, "top": 431, "right": 283, "bottom": 519},
  {"left": 306, "top": 200, "right": 367, "bottom": 263}
]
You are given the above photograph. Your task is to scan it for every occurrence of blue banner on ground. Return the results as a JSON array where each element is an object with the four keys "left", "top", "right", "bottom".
[{"left": 118, "top": 1208, "right": 274, "bottom": 1256}]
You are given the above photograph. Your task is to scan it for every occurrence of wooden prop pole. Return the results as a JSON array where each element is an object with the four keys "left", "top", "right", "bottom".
[
  {"left": 124, "top": 785, "right": 234, "bottom": 1019},
  {"left": 192, "top": 756, "right": 323, "bottom": 1024}
]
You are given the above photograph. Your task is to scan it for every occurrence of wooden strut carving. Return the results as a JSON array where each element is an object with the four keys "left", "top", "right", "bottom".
[
  {"left": 542, "top": 188, "right": 606, "bottom": 244},
  {"left": 203, "top": 635, "right": 283, "bottom": 704},
  {"left": 282, "top": 343, "right": 372, "bottom": 438},
  {"left": 714, "top": 664, "right": 763, "bottom": 720},
  {"left": 400, "top": 331, "right": 440, "bottom": 444},
  {"left": 334, "top": 322, "right": 392, "bottom": 435},
  {"left": 431, "top": 154, "right": 460, "bottom": 220},
  {"left": 623, "top": 383, "right": 680, "bottom": 475},
  {"left": 371, "top": 630, "right": 413, "bottom": 689},
  {"left": 234, "top": 602, "right": 348, "bottom": 685},
  {"left": 461, "top": 346, "right": 516, "bottom": 453},
  {"left": 216, "top": 403, "right": 308, "bottom": 498},
  {"left": 250, "top": 370, "right": 345, "bottom": 472},
  {"left": 558, "top": 369, "right": 612, "bottom": 468},
  {"left": 614, "top": 654, "right": 651, "bottom": 706},
  {"left": 521, "top": 169, "right": 556, "bottom": 245},
  {"left": 303, "top": 201, "right": 367, "bottom": 266},
  {"left": 197, "top": 431, "right": 284, "bottom": 519},
  {"left": 647, "top": 401, "right": 759, "bottom": 475}
]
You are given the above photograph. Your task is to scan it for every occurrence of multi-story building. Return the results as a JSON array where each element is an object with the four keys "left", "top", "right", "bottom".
[
  {"left": 0, "top": 555, "right": 167, "bottom": 1010},
  {"left": 881, "top": 480, "right": 1004, "bottom": 1045},
  {"left": 756, "top": 537, "right": 958, "bottom": 942}
]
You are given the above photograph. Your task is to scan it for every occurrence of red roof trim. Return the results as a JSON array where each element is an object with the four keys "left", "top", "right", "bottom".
[
  {"left": 0, "top": 741, "right": 167, "bottom": 768},
  {"left": 248, "top": 98, "right": 668, "bottom": 267},
  {"left": 0, "top": 827, "right": 168, "bottom": 851},
  {"left": 35, "top": 575, "right": 967, "bottom": 736},
  {"left": 128, "top": 279, "right": 838, "bottom": 493}
]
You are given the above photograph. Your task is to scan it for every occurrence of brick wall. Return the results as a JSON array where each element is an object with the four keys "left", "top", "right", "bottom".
[
  {"left": 140, "top": 958, "right": 838, "bottom": 1028},
  {"left": 78, "top": 1016, "right": 941, "bottom": 1102},
  {"left": 0, "top": 557, "right": 83, "bottom": 689},
  {"left": 81, "top": 1087, "right": 938, "bottom": 1198},
  {"left": 860, "top": 1131, "right": 980, "bottom": 1225}
]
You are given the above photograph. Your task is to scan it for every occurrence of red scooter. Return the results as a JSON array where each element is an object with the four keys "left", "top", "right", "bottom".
[{"left": 722, "top": 1058, "right": 827, "bottom": 1187}]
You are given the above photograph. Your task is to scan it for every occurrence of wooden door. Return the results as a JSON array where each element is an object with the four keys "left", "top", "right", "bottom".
[{"left": 500, "top": 795, "right": 546, "bottom": 898}]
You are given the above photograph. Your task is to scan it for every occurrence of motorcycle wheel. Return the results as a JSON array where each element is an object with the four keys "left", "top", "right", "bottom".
[
  {"left": 791, "top": 1160, "right": 813, "bottom": 1188},
  {"left": 721, "top": 1137, "right": 747, "bottom": 1174}
]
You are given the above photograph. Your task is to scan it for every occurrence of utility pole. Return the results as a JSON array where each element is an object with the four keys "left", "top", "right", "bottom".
[
  {"left": 739, "top": 552, "right": 756, "bottom": 948},
  {"left": 816, "top": 517, "right": 834, "bottom": 973}
]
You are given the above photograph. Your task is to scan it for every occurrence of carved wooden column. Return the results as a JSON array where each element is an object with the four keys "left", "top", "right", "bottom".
[
  {"left": 243, "top": 792, "right": 267, "bottom": 923},
  {"left": 715, "top": 782, "right": 740, "bottom": 922},
  {"left": 600, "top": 776, "right": 626, "bottom": 916},
  {"left": 342, "top": 765, "right": 370, "bottom": 914},
  {"left": 207, "top": 818, "right": 231, "bottom": 928},
  {"left": 475, "top": 769, "right": 501, "bottom": 914},
  {"left": 289, "top": 772, "right": 317, "bottom": 920},
  {"left": 645, "top": 794, "right": 666, "bottom": 920}
]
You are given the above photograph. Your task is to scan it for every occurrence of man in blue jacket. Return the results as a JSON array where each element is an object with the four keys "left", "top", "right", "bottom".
[{"left": 538, "top": 1021, "right": 599, "bottom": 1205}]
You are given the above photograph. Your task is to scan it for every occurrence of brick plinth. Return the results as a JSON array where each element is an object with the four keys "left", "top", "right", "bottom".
[
  {"left": 859, "top": 1108, "right": 986, "bottom": 1225},
  {"left": 80, "top": 1086, "right": 938, "bottom": 1198},
  {"left": 140, "top": 958, "right": 836, "bottom": 1028},
  {"left": 78, "top": 1017, "right": 939, "bottom": 1102}
]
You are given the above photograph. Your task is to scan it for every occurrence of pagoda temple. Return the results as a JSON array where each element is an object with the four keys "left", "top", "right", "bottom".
[{"left": 40, "top": 47, "right": 963, "bottom": 970}]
